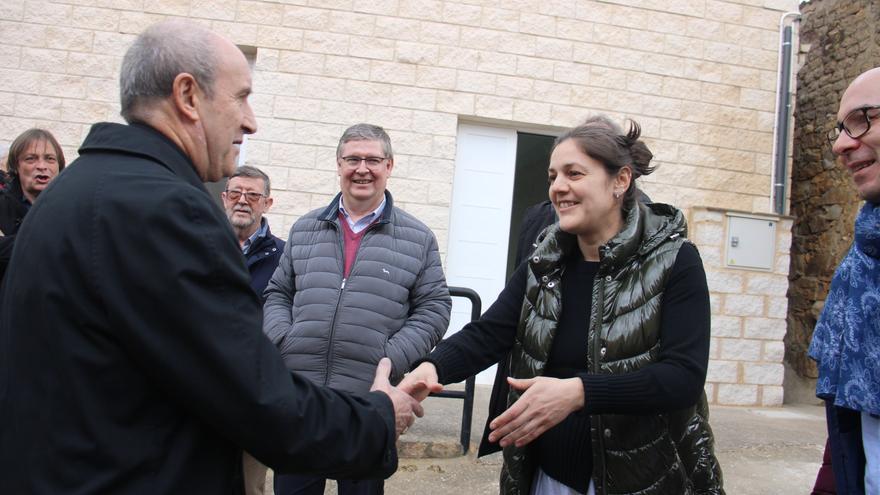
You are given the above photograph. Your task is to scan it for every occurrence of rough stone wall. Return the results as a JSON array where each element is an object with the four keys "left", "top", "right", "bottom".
[{"left": 787, "top": 0, "right": 880, "bottom": 382}]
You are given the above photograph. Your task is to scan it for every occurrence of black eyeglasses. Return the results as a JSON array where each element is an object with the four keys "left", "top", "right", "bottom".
[
  {"left": 224, "top": 190, "right": 265, "bottom": 203},
  {"left": 340, "top": 156, "right": 387, "bottom": 168},
  {"left": 827, "top": 104, "right": 880, "bottom": 143}
]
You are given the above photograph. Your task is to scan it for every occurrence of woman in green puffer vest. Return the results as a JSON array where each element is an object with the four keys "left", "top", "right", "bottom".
[{"left": 402, "top": 116, "right": 724, "bottom": 494}]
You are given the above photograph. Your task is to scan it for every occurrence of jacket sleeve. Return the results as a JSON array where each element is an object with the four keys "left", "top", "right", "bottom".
[
  {"left": 262, "top": 227, "right": 296, "bottom": 346},
  {"left": 423, "top": 262, "right": 527, "bottom": 384},
  {"left": 98, "top": 188, "right": 396, "bottom": 478},
  {"left": 384, "top": 229, "right": 452, "bottom": 380}
]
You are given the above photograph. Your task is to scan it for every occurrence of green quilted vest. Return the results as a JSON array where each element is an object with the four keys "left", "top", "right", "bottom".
[{"left": 500, "top": 202, "right": 724, "bottom": 495}]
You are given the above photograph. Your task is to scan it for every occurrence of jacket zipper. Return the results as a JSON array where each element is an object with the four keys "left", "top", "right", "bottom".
[
  {"left": 322, "top": 218, "right": 384, "bottom": 387},
  {"left": 323, "top": 221, "right": 345, "bottom": 387},
  {"left": 590, "top": 271, "right": 608, "bottom": 494}
]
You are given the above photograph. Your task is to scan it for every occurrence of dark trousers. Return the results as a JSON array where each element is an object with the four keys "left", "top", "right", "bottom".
[
  {"left": 273, "top": 474, "right": 384, "bottom": 495},
  {"left": 812, "top": 438, "right": 836, "bottom": 495},
  {"left": 826, "top": 401, "right": 866, "bottom": 495}
]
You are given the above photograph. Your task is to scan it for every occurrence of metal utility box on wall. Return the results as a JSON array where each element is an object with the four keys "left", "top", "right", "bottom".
[{"left": 726, "top": 214, "right": 777, "bottom": 271}]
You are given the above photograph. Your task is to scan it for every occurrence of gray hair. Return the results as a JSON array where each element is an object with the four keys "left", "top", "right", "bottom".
[
  {"left": 229, "top": 165, "right": 271, "bottom": 196},
  {"left": 119, "top": 20, "right": 218, "bottom": 122},
  {"left": 336, "top": 123, "right": 393, "bottom": 160}
]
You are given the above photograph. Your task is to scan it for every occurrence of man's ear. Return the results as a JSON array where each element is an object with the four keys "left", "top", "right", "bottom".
[{"left": 171, "top": 72, "right": 201, "bottom": 123}]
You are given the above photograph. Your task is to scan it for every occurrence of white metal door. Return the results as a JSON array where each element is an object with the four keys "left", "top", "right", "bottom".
[{"left": 445, "top": 124, "right": 518, "bottom": 384}]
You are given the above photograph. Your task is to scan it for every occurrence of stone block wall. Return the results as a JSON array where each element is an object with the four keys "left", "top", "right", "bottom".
[
  {"left": 0, "top": 0, "right": 801, "bottom": 406},
  {"left": 692, "top": 207, "right": 792, "bottom": 406},
  {"left": 2, "top": 0, "right": 797, "bottom": 243},
  {"left": 787, "top": 0, "right": 880, "bottom": 384}
]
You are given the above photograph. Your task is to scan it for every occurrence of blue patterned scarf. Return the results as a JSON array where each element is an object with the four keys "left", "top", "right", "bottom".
[{"left": 809, "top": 201, "right": 880, "bottom": 415}]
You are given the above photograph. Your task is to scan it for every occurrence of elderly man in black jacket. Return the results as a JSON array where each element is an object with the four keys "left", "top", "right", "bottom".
[
  {"left": 222, "top": 165, "right": 285, "bottom": 305},
  {"left": 221, "top": 164, "right": 286, "bottom": 494},
  {"left": 0, "top": 20, "right": 425, "bottom": 495}
]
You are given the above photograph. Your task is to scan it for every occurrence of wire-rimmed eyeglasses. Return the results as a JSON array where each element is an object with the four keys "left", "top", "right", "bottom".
[{"left": 339, "top": 156, "right": 387, "bottom": 168}]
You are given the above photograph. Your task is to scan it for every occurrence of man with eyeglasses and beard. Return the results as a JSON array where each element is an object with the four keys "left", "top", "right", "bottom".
[
  {"left": 264, "top": 123, "right": 452, "bottom": 495},
  {"left": 810, "top": 67, "right": 880, "bottom": 494},
  {"left": 222, "top": 165, "right": 285, "bottom": 305}
]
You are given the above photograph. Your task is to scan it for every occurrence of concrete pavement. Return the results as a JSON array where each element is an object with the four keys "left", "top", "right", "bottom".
[{"left": 267, "top": 384, "right": 828, "bottom": 494}]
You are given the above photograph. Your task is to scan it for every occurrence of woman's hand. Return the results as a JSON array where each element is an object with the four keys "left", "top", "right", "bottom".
[
  {"left": 370, "top": 358, "right": 423, "bottom": 439},
  {"left": 488, "top": 376, "right": 585, "bottom": 448},
  {"left": 398, "top": 361, "right": 443, "bottom": 402}
]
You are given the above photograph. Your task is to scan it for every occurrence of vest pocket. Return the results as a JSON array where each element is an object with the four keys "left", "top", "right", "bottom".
[{"left": 601, "top": 415, "right": 689, "bottom": 494}]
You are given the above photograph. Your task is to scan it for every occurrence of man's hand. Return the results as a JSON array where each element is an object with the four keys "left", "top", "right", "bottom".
[
  {"left": 398, "top": 362, "right": 442, "bottom": 402},
  {"left": 370, "top": 358, "right": 424, "bottom": 438},
  {"left": 488, "top": 376, "right": 584, "bottom": 448}
]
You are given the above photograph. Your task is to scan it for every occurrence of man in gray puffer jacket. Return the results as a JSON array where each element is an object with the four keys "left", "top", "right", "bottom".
[{"left": 264, "top": 123, "right": 452, "bottom": 495}]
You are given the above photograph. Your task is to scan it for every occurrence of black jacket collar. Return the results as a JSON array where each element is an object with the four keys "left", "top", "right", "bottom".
[{"left": 79, "top": 122, "right": 205, "bottom": 191}]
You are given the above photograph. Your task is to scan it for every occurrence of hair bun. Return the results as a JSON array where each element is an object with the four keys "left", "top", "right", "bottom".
[{"left": 624, "top": 120, "right": 642, "bottom": 146}]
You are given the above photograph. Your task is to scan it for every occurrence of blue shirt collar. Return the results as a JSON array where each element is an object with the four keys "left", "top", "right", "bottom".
[{"left": 241, "top": 218, "right": 269, "bottom": 255}]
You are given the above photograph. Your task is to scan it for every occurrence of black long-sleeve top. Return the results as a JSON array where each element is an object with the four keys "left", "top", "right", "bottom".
[{"left": 425, "top": 242, "right": 710, "bottom": 492}]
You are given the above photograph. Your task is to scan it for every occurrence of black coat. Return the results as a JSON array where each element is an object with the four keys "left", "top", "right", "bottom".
[
  {"left": 244, "top": 222, "right": 285, "bottom": 302},
  {"left": 0, "top": 177, "right": 28, "bottom": 236},
  {"left": 0, "top": 123, "right": 397, "bottom": 495},
  {"left": 0, "top": 178, "right": 30, "bottom": 281},
  {"left": 513, "top": 200, "right": 556, "bottom": 266}
]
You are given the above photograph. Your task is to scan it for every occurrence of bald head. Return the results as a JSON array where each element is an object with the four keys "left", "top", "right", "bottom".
[
  {"left": 116, "top": 21, "right": 256, "bottom": 182},
  {"left": 839, "top": 67, "right": 880, "bottom": 120},
  {"left": 847, "top": 67, "right": 880, "bottom": 89},
  {"left": 119, "top": 20, "right": 223, "bottom": 122}
]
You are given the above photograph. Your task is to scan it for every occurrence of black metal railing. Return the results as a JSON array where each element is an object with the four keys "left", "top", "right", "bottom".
[{"left": 430, "top": 286, "right": 481, "bottom": 455}]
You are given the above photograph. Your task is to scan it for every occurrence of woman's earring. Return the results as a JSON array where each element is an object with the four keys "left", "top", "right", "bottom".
[{"left": 613, "top": 190, "right": 621, "bottom": 199}]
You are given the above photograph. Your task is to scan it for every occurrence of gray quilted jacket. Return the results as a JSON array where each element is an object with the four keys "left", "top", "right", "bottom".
[{"left": 263, "top": 191, "right": 452, "bottom": 394}]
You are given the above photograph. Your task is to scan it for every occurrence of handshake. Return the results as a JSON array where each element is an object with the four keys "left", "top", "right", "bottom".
[
  {"left": 371, "top": 358, "right": 586, "bottom": 448},
  {"left": 368, "top": 359, "right": 442, "bottom": 440}
]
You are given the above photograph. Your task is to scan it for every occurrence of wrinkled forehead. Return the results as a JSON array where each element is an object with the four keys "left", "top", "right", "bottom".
[
  {"left": 213, "top": 36, "right": 253, "bottom": 89},
  {"left": 227, "top": 175, "right": 265, "bottom": 191}
]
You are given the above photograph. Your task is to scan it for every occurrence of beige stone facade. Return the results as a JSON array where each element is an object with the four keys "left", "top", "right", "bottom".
[
  {"left": 1, "top": 0, "right": 799, "bottom": 405},
  {"left": 692, "top": 207, "right": 792, "bottom": 406}
]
